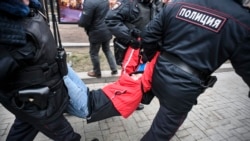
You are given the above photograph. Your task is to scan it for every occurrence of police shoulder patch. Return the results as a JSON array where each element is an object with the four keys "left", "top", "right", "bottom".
[
  {"left": 111, "top": 2, "right": 121, "bottom": 10},
  {"left": 176, "top": 5, "right": 227, "bottom": 33}
]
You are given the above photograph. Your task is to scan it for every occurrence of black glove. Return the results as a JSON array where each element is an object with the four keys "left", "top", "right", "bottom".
[
  {"left": 130, "top": 28, "right": 141, "bottom": 38},
  {"left": 248, "top": 91, "right": 250, "bottom": 98},
  {"left": 116, "top": 37, "right": 141, "bottom": 49},
  {"left": 129, "top": 38, "right": 141, "bottom": 49},
  {"left": 140, "top": 49, "right": 149, "bottom": 63},
  {"left": 141, "top": 42, "right": 158, "bottom": 61}
]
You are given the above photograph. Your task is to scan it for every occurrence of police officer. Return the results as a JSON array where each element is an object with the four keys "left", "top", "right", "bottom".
[
  {"left": 140, "top": 0, "right": 250, "bottom": 140},
  {"left": 106, "top": 0, "right": 163, "bottom": 64},
  {"left": 0, "top": 0, "right": 80, "bottom": 140},
  {"left": 105, "top": 0, "right": 163, "bottom": 110}
]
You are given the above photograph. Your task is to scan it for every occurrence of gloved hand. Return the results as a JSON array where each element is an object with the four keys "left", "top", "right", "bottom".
[
  {"left": 129, "top": 38, "right": 141, "bottom": 49},
  {"left": 130, "top": 28, "right": 141, "bottom": 38},
  {"left": 248, "top": 91, "right": 250, "bottom": 98},
  {"left": 140, "top": 49, "right": 149, "bottom": 63},
  {"left": 141, "top": 42, "right": 159, "bottom": 61}
]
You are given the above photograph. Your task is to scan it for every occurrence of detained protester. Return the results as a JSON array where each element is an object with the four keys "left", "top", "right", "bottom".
[
  {"left": 0, "top": 0, "right": 80, "bottom": 140},
  {"left": 64, "top": 47, "right": 159, "bottom": 122},
  {"left": 140, "top": 0, "right": 250, "bottom": 140}
]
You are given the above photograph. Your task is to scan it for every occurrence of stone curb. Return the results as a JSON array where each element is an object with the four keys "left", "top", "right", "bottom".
[
  {"left": 77, "top": 70, "right": 121, "bottom": 84},
  {"left": 77, "top": 63, "right": 233, "bottom": 84},
  {"left": 62, "top": 42, "right": 114, "bottom": 47}
]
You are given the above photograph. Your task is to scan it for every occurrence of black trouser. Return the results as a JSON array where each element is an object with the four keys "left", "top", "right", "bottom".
[
  {"left": 7, "top": 116, "right": 81, "bottom": 141},
  {"left": 141, "top": 105, "right": 187, "bottom": 141},
  {"left": 141, "top": 54, "right": 208, "bottom": 141},
  {"left": 89, "top": 40, "right": 117, "bottom": 75}
]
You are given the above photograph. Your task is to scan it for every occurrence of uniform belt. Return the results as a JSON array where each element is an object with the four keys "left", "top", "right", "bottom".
[{"left": 161, "top": 52, "right": 207, "bottom": 80}]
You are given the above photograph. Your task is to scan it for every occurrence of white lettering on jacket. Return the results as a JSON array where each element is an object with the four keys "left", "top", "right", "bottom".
[{"left": 176, "top": 6, "right": 227, "bottom": 32}]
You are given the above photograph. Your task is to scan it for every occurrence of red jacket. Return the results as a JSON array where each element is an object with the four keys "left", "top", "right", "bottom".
[{"left": 103, "top": 46, "right": 159, "bottom": 118}]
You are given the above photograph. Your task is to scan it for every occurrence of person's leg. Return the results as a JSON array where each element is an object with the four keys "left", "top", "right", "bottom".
[
  {"left": 88, "top": 42, "right": 101, "bottom": 77},
  {"left": 101, "top": 40, "right": 117, "bottom": 74},
  {"left": 35, "top": 115, "right": 81, "bottom": 141},
  {"left": 6, "top": 100, "right": 81, "bottom": 141},
  {"left": 64, "top": 65, "right": 89, "bottom": 118},
  {"left": 6, "top": 118, "right": 39, "bottom": 141},
  {"left": 141, "top": 105, "right": 187, "bottom": 141}
]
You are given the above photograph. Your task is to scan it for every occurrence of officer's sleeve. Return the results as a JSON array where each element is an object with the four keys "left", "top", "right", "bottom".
[
  {"left": 141, "top": 8, "right": 165, "bottom": 61},
  {"left": 0, "top": 47, "right": 20, "bottom": 82},
  {"left": 80, "top": 1, "right": 95, "bottom": 31},
  {"left": 230, "top": 37, "right": 250, "bottom": 95},
  {"left": 105, "top": 1, "right": 131, "bottom": 40}
]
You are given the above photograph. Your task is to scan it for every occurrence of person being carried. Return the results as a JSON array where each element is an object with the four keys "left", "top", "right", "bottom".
[{"left": 64, "top": 47, "right": 159, "bottom": 123}]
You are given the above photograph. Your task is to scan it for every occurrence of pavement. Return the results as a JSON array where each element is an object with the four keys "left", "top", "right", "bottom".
[{"left": 1, "top": 24, "right": 250, "bottom": 141}]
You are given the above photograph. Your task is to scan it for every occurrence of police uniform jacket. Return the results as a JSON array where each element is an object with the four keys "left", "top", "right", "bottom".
[
  {"left": 105, "top": 0, "right": 163, "bottom": 44},
  {"left": 80, "top": 0, "right": 112, "bottom": 43},
  {"left": 0, "top": 9, "right": 68, "bottom": 124},
  {"left": 141, "top": 0, "right": 250, "bottom": 113}
]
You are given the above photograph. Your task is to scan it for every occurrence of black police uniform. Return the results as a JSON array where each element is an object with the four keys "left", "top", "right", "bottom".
[
  {"left": 0, "top": 9, "right": 80, "bottom": 141},
  {"left": 140, "top": 0, "right": 250, "bottom": 140},
  {"left": 105, "top": 0, "right": 163, "bottom": 65}
]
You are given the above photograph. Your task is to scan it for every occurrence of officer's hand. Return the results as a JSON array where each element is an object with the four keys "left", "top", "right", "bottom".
[
  {"left": 129, "top": 38, "right": 141, "bottom": 49},
  {"left": 141, "top": 42, "right": 159, "bottom": 61},
  {"left": 130, "top": 28, "right": 141, "bottom": 38},
  {"left": 140, "top": 49, "right": 149, "bottom": 63}
]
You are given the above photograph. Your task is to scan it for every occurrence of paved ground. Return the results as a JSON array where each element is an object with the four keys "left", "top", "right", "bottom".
[{"left": 1, "top": 25, "right": 250, "bottom": 141}]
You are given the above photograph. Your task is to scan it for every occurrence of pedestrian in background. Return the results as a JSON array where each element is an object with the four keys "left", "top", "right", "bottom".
[
  {"left": 140, "top": 0, "right": 250, "bottom": 140},
  {"left": 79, "top": 0, "right": 117, "bottom": 78},
  {"left": 0, "top": 0, "right": 80, "bottom": 140}
]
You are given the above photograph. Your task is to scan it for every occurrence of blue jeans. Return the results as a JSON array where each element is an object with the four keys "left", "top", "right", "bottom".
[
  {"left": 63, "top": 65, "right": 89, "bottom": 118},
  {"left": 89, "top": 40, "right": 117, "bottom": 75}
]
